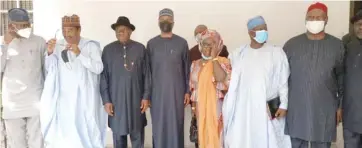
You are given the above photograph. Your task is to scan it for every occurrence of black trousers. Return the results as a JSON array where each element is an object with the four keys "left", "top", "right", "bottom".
[
  {"left": 344, "top": 128, "right": 362, "bottom": 148},
  {"left": 113, "top": 128, "right": 145, "bottom": 148}
]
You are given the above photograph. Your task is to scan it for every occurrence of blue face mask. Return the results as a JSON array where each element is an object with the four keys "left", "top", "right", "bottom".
[
  {"left": 253, "top": 30, "right": 268, "bottom": 43},
  {"left": 201, "top": 54, "right": 212, "bottom": 60}
]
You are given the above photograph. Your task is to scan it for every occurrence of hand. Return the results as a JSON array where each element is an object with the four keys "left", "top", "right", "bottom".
[
  {"left": 337, "top": 108, "right": 343, "bottom": 125},
  {"left": 210, "top": 47, "right": 221, "bottom": 58},
  {"left": 218, "top": 114, "right": 223, "bottom": 134},
  {"left": 46, "top": 38, "right": 56, "bottom": 55},
  {"left": 275, "top": 108, "right": 287, "bottom": 118},
  {"left": 4, "top": 30, "right": 14, "bottom": 45},
  {"left": 184, "top": 93, "right": 190, "bottom": 107},
  {"left": 66, "top": 44, "right": 81, "bottom": 56},
  {"left": 104, "top": 103, "right": 114, "bottom": 116},
  {"left": 140, "top": 99, "right": 150, "bottom": 114}
]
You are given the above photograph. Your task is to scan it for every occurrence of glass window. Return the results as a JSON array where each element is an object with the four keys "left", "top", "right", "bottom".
[{"left": 0, "top": 0, "right": 33, "bottom": 36}]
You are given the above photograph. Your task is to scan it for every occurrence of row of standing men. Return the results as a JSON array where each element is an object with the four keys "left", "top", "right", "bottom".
[{"left": 1, "top": 2, "right": 362, "bottom": 148}]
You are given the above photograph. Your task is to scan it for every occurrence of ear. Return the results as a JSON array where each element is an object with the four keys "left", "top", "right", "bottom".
[
  {"left": 248, "top": 30, "right": 255, "bottom": 37},
  {"left": 325, "top": 16, "right": 329, "bottom": 25},
  {"left": 77, "top": 27, "right": 82, "bottom": 34}
]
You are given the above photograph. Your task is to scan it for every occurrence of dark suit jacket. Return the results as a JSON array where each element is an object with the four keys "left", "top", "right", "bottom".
[{"left": 189, "top": 45, "right": 229, "bottom": 62}]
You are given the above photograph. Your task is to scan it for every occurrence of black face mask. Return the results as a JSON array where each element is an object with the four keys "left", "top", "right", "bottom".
[
  {"left": 61, "top": 50, "right": 69, "bottom": 63},
  {"left": 159, "top": 21, "right": 173, "bottom": 33}
]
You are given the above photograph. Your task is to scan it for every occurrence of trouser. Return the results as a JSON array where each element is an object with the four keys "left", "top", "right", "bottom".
[
  {"left": 344, "top": 128, "right": 362, "bottom": 148},
  {"left": 113, "top": 128, "right": 145, "bottom": 148},
  {"left": 4, "top": 116, "right": 43, "bottom": 148},
  {"left": 291, "top": 137, "right": 331, "bottom": 148},
  {"left": 0, "top": 118, "right": 8, "bottom": 148}
]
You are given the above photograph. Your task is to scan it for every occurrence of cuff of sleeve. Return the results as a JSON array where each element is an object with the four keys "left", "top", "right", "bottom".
[
  {"left": 142, "top": 94, "right": 150, "bottom": 100},
  {"left": 1, "top": 44, "right": 7, "bottom": 49},
  {"left": 102, "top": 93, "right": 112, "bottom": 105},
  {"left": 279, "top": 103, "right": 288, "bottom": 110},
  {"left": 186, "top": 90, "right": 191, "bottom": 95},
  {"left": 102, "top": 99, "right": 111, "bottom": 105}
]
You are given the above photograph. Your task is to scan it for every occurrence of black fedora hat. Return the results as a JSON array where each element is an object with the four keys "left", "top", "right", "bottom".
[{"left": 111, "top": 16, "right": 135, "bottom": 31}]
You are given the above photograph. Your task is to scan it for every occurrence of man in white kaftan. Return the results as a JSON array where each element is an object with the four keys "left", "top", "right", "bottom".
[
  {"left": 41, "top": 15, "right": 107, "bottom": 148},
  {"left": 1, "top": 8, "right": 45, "bottom": 148},
  {"left": 223, "top": 16, "right": 291, "bottom": 148}
]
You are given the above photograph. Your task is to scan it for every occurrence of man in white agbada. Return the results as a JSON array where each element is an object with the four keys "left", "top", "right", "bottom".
[
  {"left": 41, "top": 14, "right": 107, "bottom": 148},
  {"left": 222, "top": 16, "right": 291, "bottom": 148}
]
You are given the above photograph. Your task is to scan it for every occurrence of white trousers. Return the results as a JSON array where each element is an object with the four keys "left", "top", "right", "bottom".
[
  {"left": 0, "top": 118, "right": 9, "bottom": 148},
  {"left": 4, "top": 116, "right": 43, "bottom": 148}
]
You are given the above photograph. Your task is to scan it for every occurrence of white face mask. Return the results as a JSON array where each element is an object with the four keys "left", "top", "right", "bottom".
[
  {"left": 201, "top": 53, "right": 212, "bottom": 60},
  {"left": 16, "top": 28, "right": 32, "bottom": 39},
  {"left": 195, "top": 36, "right": 200, "bottom": 43},
  {"left": 306, "top": 21, "right": 325, "bottom": 34}
]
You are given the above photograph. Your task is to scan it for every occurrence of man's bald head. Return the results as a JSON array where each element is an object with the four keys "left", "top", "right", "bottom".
[{"left": 194, "top": 24, "right": 207, "bottom": 36}]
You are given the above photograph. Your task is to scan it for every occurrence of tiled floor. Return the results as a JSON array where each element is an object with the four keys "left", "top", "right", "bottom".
[{"left": 105, "top": 106, "right": 345, "bottom": 148}]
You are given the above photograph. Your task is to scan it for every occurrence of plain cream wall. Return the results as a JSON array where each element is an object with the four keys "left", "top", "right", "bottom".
[
  {"left": 33, "top": 0, "right": 350, "bottom": 147},
  {"left": 33, "top": 0, "right": 350, "bottom": 50}
]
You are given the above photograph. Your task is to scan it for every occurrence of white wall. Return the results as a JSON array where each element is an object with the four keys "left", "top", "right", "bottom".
[
  {"left": 33, "top": 0, "right": 350, "bottom": 50},
  {"left": 33, "top": 0, "right": 350, "bottom": 147}
]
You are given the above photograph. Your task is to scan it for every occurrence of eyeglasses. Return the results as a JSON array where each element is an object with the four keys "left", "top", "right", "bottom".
[{"left": 54, "top": 29, "right": 66, "bottom": 47}]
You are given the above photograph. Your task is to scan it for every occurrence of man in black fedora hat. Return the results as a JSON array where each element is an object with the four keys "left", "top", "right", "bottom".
[{"left": 100, "top": 16, "right": 151, "bottom": 148}]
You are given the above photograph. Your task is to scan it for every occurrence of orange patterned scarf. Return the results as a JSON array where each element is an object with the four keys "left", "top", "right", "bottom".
[{"left": 197, "top": 57, "right": 228, "bottom": 148}]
